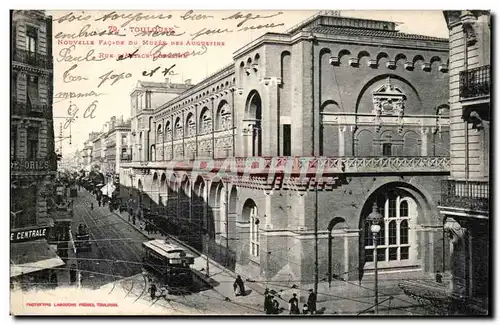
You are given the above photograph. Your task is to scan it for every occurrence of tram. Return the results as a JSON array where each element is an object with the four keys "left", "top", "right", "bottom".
[{"left": 142, "top": 239, "right": 195, "bottom": 288}]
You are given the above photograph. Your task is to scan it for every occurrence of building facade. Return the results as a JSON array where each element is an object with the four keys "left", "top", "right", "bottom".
[
  {"left": 10, "top": 10, "right": 64, "bottom": 286},
  {"left": 120, "top": 13, "right": 451, "bottom": 287},
  {"left": 102, "top": 116, "right": 132, "bottom": 177},
  {"left": 438, "top": 10, "right": 490, "bottom": 313}
]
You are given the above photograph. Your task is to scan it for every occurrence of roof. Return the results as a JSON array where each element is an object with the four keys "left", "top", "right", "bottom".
[
  {"left": 137, "top": 81, "right": 190, "bottom": 90},
  {"left": 11, "top": 240, "right": 65, "bottom": 277},
  {"left": 309, "top": 25, "right": 448, "bottom": 42},
  {"left": 143, "top": 239, "right": 194, "bottom": 259}
]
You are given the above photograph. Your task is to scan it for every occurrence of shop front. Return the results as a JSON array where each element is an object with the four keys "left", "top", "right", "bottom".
[{"left": 10, "top": 226, "right": 65, "bottom": 291}]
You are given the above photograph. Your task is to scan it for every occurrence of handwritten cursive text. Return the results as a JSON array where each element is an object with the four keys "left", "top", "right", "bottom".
[
  {"left": 57, "top": 45, "right": 106, "bottom": 63},
  {"left": 97, "top": 70, "right": 132, "bottom": 88}
]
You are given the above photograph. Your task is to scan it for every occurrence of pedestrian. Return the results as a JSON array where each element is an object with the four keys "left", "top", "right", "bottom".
[
  {"left": 289, "top": 293, "right": 300, "bottom": 314},
  {"left": 50, "top": 271, "right": 58, "bottom": 288},
  {"left": 272, "top": 298, "right": 280, "bottom": 314},
  {"left": 98, "top": 200, "right": 101, "bottom": 207},
  {"left": 90, "top": 202, "right": 94, "bottom": 210},
  {"left": 264, "top": 289, "right": 273, "bottom": 314},
  {"left": 132, "top": 215, "right": 136, "bottom": 225},
  {"left": 307, "top": 289, "right": 317, "bottom": 314},
  {"left": 150, "top": 283, "right": 157, "bottom": 300},
  {"left": 146, "top": 221, "right": 151, "bottom": 235},
  {"left": 302, "top": 304, "right": 309, "bottom": 314},
  {"left": 234, "top": 275, "right": 245, "bottom": 296},
  {"left": 436, "top": 271, "right": 443, "bottom": 284}
]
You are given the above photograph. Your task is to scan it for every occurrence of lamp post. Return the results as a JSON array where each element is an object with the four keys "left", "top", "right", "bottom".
[{"left": 366, "top": 202, "right": 383, "bottom": 315}]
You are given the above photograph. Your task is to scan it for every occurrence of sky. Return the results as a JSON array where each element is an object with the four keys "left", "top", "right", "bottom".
[{"left": 47, "top": 10, "right": 449, "bottom": 157}]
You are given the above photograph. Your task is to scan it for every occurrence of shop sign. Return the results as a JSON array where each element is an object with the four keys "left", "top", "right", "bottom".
[
  {"left": 11, "top": 159, "right": 55, "bottom": 172},
  {"left": 10, "top": 227, "right": 48, "bottom": 243}
]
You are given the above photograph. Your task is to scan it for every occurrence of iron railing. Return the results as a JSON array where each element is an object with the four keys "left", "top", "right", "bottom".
[
  {"left": 441, "top": 179, "right": 489, "bottom": 212},
  {"left": 121, "top": 156, "right": 450, "bottom": 175},
  {"left": 13, "top": 48, "right": 53, "bottom": 70},
  {"left": 459, "top": 65, "right": 491, "bottom": 99}
]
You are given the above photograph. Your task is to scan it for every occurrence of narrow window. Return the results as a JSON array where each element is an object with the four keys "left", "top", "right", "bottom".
[
  {"left": 283, "top": 124, "right": 291, "bottom": 156},
  {"left": 382, "top": 143, "right": 392, "bottom": 156}
]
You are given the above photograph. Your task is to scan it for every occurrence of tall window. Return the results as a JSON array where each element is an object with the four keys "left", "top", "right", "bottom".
[
  {"left": 283, "top": 124, "right": 291, "bottom": 156},
  {"left": 25, "top": 26, "right": 37, "bottom": 53},
  {"left": 250, "top": 205, "right": 260, "bottom": 257},
  {"left": 364, "top": 192, "right": 413, "bottom": 263},
  {"left": 382, "top": 143, "right": 392, "bottom": 156},
  {"left": 26, "top": 75, "right": 40, "bottom": 110},
  {"left": 12, "top": 72, "right": 17, "bottom": 102},
  {"left": 11, "top": 125, "right": 17, "bottom": 159},
  {"left": 27, "top": 127, "right": 39, "bottom": 160}
]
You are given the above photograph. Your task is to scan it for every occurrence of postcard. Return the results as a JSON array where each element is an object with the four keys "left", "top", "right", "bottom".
[{"left": 9, "top": 9, "right": 491, "bottom": 316}]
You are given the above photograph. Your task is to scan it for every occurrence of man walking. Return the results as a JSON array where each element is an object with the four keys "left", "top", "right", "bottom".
[
  {"left": 307, "top": 289, "right": 317, "bottom": 314},
  {"left": 150, "top": 283, "right": 157, "bottom": 300},
  {"left": 289, "top": 293, "right": 300, "bottom": 315}
]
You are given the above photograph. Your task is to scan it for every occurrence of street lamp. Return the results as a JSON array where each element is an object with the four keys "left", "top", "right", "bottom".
[{"left": 366, "top": 202, "right": 383, "bottom": 315}]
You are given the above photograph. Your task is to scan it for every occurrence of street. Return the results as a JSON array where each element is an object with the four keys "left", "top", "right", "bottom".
[{"left": 71, "top": 188, "right": 264, "bottom": 314}]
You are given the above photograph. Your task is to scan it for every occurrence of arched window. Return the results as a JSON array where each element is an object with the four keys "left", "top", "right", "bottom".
[
  {"left": 186, "top": 113, "right": 196, "bottom": 137},
  {"left": 165, "top": 121, "right": 172, "bottom": 141},
  {"left": 364, "top": 192, "right": 414, "bottom": 263},
  {"left": 250, "top": 205, "right": 259, "bottom": 257},
  {"left": 157, "top": 124, "right": 162, "bottom": 143},
  {"left": 200, "top": 107, "right": 212, "bottom": 134},
  {"left": 216, "top": 103, "right": 232, "bottom": 130},
  {"left": 174, "top": 117, "right": 183, "bottom": 140}
]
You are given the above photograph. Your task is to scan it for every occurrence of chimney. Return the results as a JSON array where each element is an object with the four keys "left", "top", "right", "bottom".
[{"left": 185, "top": 79, "right": 192, "bottom": 86}]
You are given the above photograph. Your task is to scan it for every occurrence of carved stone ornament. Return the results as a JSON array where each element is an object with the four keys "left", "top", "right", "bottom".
[
  {"left": 462, "top": 20, "right": 477, "bottom": 46},
  {"left": 372, "top": 77, "right": 407, "bottom": 117},
  {"left": 444, "top": 217, "right": 466, "bottom": 244}
]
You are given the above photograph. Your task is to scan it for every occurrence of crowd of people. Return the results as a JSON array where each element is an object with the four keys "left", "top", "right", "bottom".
[{"left": 262, "top": 288, "right": 317, "bottom": 315}]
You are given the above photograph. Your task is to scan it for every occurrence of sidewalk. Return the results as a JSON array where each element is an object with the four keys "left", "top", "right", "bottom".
[{"left": 57, "top": 228, "right": 79, "bottom": 288}]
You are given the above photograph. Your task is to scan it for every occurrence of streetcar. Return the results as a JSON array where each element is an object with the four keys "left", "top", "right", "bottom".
[
  {"left": 69, "top": 185, "right": 78, "bottom": 198},
  {"left": 75, "top": 224, "right": 92, "bottom": 252},
  {"left": 142, "top": 240, "right": 195, "bottom": 288}
]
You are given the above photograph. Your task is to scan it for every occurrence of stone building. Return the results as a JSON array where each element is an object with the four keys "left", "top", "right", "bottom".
[
  {"left": 102, "top": 116, "right": 132, "bottom": 176},
  {"left": 120, "top": 12, "right": 451, "bottom": 288},
  {"left": 10, "top": 10, "right": 64, "bottom": 286},
  {"left": 438, "top": 10, "right": 490, "bottom": 314}
]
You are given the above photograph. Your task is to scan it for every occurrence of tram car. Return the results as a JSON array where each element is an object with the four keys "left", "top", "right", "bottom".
[
  {"left": 69, "top": 185, "right": 78, "bottom": 198},
  {"left": 142, "top": 240, "right": 195, "bottom": 288},
  {"left": 75, "top": 224, "right": 91, "bottom": 252}
]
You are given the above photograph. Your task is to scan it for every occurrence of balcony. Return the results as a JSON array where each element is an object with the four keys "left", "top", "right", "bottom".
[
  {"left": 13, "top": 48, "right": 53, "bottom": 70},
  {"left": 459, "top": 65, "right": 490, "bottom": 100},
  {"left": 121, "top": 156, "right": 450, "bottom": 176},
  {"left": 11, "top": 100, "right": 51, "bottom": 119},
  {"left": 441, "top": 179, "right": 489, "bottom": 213}
]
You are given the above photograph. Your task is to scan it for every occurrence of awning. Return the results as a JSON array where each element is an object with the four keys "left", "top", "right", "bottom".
[{"left": 10, "top": 240, "right": 65, "bottom": 278}]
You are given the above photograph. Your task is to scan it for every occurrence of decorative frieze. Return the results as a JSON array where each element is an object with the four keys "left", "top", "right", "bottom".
[
  {"left": 386, "top": 60, "right": 396, "bottom": 69},
  {"left": 348, "top": 58, "right": 359, "bottom": 66},
  {"left": 329, "top": 56, "right": 340, "bottom": 66},
  {"left": 404, "top": 62, "right": 414, "bottom": 70},
  {"left": 421, "top": 63, "right": 431, "bottom": 71}
]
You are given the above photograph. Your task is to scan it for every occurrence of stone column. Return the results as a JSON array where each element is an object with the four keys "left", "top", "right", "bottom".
[
  {"left": 421, "top": 127, "right": 429, "bottom": 156},
  {"left": 339, "top": 125, "right": 346, "bottom": 156}
]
